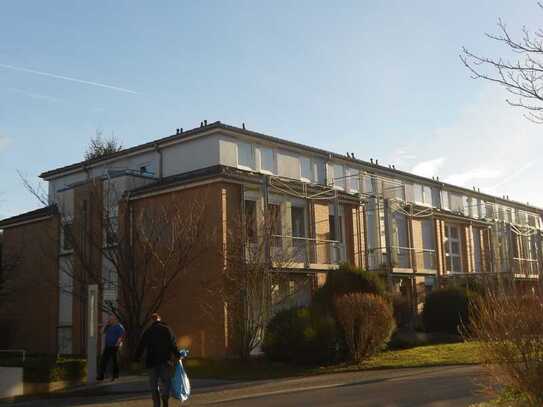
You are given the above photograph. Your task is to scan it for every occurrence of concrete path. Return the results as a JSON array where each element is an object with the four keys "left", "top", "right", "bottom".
[{"left": 2, "top": 365, "right": 490, "bottom": 406}]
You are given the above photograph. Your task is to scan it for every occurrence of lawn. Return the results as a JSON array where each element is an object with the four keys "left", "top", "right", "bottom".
[{"left": 184, "top": 341, "right": 482, "bottom": 381}]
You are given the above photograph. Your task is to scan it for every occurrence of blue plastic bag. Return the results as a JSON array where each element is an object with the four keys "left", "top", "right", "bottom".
[{"left": 171, "top": 349, "right": 191, "bottom": 402}]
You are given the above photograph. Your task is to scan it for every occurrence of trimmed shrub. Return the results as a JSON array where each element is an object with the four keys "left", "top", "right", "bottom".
[
  {"left": 262, "top": 307, "right": 337, "bottom": 365},
  {"left": 422, "top": 287, "right": 471, "bottom": 334},
  {"left": 335, "top": 293, "right": 395, "bottom": 363},
  {"left": 312, "top": 263, "right": 386, "bottom": 314}
]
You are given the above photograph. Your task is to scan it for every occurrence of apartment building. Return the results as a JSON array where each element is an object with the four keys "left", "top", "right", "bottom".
[{"left": 1, "top": 121, "right": 542, "bottom": 356}]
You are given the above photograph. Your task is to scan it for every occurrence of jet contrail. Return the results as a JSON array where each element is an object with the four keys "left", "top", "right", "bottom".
[{"left": 0, "top": 63, "right": 138, "bottom": 94}]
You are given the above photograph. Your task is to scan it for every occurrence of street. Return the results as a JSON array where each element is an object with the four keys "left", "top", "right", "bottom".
[{"left": 4, "top": 365, "right": 490, "bottom": 407}]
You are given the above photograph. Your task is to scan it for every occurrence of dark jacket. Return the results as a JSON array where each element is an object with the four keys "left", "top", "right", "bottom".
[{"left": 134, "top": 321, "right": 178, "bottom": 368}]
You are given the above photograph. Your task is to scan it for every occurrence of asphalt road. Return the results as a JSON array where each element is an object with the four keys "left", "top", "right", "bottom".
[
  {"left": 211, "top": 366, "right": 489, "bottom": 407},
  {"left": 4, "top": 365, "right": 489, "bottom": 407}
]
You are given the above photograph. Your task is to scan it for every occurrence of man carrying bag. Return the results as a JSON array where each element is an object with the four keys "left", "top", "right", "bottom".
[{"left": 134, "top": 313, "right": 179, "bottom": 407}]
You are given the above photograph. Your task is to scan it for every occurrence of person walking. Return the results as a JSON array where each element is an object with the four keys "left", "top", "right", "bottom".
[
  {"left": 97, "top": 315, "right": 125, "bottom": 381},
  {"left": 134, "top": 313, "right": 179, "bottom": 407}
]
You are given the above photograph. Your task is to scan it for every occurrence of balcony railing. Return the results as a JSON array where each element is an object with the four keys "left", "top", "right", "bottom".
[
  {"left": 366, "top": 246, "right": 436, "bottom": 272},
  {"left": 244, "top": 235, "right": 345, "bottom": 267},
  {"left": 512, "top": 257, "right": 540, "bottom": 278}
]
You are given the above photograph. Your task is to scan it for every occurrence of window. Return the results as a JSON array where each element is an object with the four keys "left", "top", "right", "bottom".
[
  {"left": 441, "top": 190, "right": 450, "bottom": 210},
  {"left": 413, "top": 184, "right": 432, "bottom": 206},
  {"left": 313, "top": 159, "right": 325, "bottom": 184},
  {"left": 237, "top": 142, "right": 254, "bottom": 169},
  {"left": 138, "top": 161, "right": 155, "bottom": 176},
  {"left": 300, "top": 157, "right": 312, "bottom": 181},
  {"left": 362, "top": 174, "right": 374, "bottom": 195},
  {"left": 346, "top": 168, "right": 360, "bottom": 193},
  {"left": 473, "top": 229, "right": 482, "bottom": 273},
  {"left": 444, "top": 224, "right": 462, "bottom": 273},
  {"left": 462, "top": 196, "right": 470, "bottom": 217},
  {"left": 61, "top": 221, "right": 74, "bottom": 252},
  {"left": 291, "top": 206, "right": 306, "bottom": 238},
  {"left": 244, "top": 200, "right": 257, "bottom": 243},
  {"left": 332, "top": 164, "right": 345, "bottom": 189},
  {"left": 413, "top": 184, "right": 423, "bottom": 203},
  {"left": 450, "top": 193, "right": 463, "bottom": 213},
  {"left": 259, "top": 147, "right": 274, "bottom": 173},
  {"left": 277, "top": 152, "right": 300, "bottom": 179}
]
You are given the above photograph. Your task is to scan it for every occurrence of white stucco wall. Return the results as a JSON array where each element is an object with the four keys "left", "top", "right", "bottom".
[{"left": 162, "top": 135, "right": 220, "bottom": 177}]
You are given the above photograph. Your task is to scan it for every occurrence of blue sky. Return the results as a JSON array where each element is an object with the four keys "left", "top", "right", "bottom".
[{"left": 1, "top": 1, "right": 543, "bottom": 218}]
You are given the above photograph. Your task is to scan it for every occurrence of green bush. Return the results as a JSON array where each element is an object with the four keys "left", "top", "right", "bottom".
[
  {"left": 312, "top": 263, "right": 386, "bottom": 314},
  {"left": 262, "top": 307, "right": 337, "bottom": 365},
  {"left": 21, "top": 355, "right": 86, "bottom": 383},
  {"left": 422, "top": 287, "right": 472, "bottom": 335},
  {"left": 335, "top": 293, "right": 395, "bottom": 363}
]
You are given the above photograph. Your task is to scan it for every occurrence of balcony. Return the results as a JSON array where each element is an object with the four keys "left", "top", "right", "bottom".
[
  {"left": 512, "top": 258, "right": 540, "bottom": 279},
  {"left": 366, "top": 246, "right": 436, "bottom": 274},
  {"left": 244, "top": 235, "right": 344, "bottom": 269}
]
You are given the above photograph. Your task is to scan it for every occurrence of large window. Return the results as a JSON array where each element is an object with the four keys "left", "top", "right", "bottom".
[
  {"left": 413, "top": 184, "right": 432, "bottom": 206},
  {"left": 259, "top": 147, "right": 274, "bottom": 173},
  {"left": 332, "top": 164, "right": 345, "bottom": 189},
  {"left": 441, "top": 190, "right": 450, "bottom": 210},
  {"left": 277, "top": 152, "right": 300, "bottom": 179},
  {"left": 291, "top": 206, "right": 306, "bottom": 238},
  {"left": 300, "top": 157, "right": 312, "bottom": 182},
  {"left": 345, "top": 168, "right": 360, "bottom": 193},
  {"left": 444, "top": 224, "right": 462, "bottom": 273},
  {"left": 237, "top": 142, "right": 254, "bottom": 169}
]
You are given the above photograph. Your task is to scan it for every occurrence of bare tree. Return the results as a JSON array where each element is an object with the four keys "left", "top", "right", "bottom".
[
  {"left": 84, "top": 130, "right": 123, "bottom": 161},
  {"left": 69, "top": 189, "right": 212, "bottom": 358},
  {"left": 16, "top": 175, "right": 214, "bottom": 357},
  {"left": 461, "top": 2, "right": 543, "bottom": 122},
  {"left": 204, "top": 206, "right": 307, "bottom": 359},
  {"left": 17, "top": 170, "right": 48, "bottom": 206}
]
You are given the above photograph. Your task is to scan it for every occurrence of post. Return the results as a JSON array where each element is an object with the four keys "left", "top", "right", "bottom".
[{"left": 87, "top": 284, "right": 99, "bottom": 384}]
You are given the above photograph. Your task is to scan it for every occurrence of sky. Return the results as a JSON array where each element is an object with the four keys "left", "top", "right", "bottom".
[{"left": 1, "top": 0, "right": 543, "bottom": 219}]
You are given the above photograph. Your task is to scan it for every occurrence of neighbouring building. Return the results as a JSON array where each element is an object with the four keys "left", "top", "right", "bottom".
[{"left": 1, "top": 121, "right": 542, "bottom": 357}]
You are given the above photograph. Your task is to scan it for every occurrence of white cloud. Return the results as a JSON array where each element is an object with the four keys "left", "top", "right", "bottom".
[
  {"left": 411, "top": 157, "right": 445, "bottom": 178},
  {"left": 445, "top": 167, "right": 502, "bottom": 187},
  {"left": 392, "top": 87, "right": 543, "bottom": 206}
]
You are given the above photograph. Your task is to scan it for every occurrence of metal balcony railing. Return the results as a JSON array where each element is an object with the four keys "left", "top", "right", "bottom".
[
  {"left": 244, "top": 235, "right": 345, "bottom": 267},
  {"left": 512, "top": 257, "right": 540, "bottom": 277},
  {"left": 366, "top": 246, "right": 436, "bottom": 272}
]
